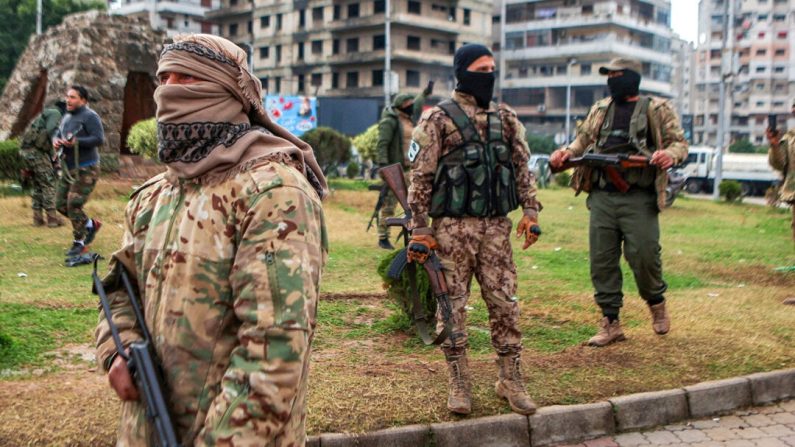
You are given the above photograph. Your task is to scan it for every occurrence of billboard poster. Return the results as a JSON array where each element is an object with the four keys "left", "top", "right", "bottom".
[
  {"left": 681, "top": 114, "right": 693, "bottom": 145},
  {"left": 264, "top": 95, "right": 317, "bottom": 136}
]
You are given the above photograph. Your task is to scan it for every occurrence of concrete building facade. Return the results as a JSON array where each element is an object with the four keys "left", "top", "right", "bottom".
[
  {"left": 208, "top": 0, "right": 493, "bottom": 98},
  {"left": 110, "top": 0, "right": 220, "bottom": 35},
  {"left": 692, "top": 0, "right": 795, "bottom": 147},
  {"left": 495, "top": 0, "right": 675, "bottom": 139}
]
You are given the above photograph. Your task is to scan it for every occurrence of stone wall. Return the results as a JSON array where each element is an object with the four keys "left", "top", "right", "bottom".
[{"left": 0, "top": 11, "right": 165, "bottom": 159}]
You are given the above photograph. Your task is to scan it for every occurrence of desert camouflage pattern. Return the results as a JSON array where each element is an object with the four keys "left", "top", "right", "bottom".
[
  {"left": 432, "top": 216, "right": 522, "bottom": 356},
  {"left": 768, "top": 128, "right": 795, "bottom": 240},
  {"left": 566, "top": 96, "right": 689, "bottom": 211},
  {"left": 55, "top": 165, "right": 99, "bottom": 240},
  {"left": 21, "top": 150, "right": 57, "bottom": 211},
  {"left": 95, "top": 159, "right": 327, "bottom": 446},
  {"left": 408, "top": 91, "right": 538, "bottom": 230}
]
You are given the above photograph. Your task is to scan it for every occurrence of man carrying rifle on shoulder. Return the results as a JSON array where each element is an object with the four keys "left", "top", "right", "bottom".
[
  {"left": 549, "top": 57, "right": 688, "bottom": 347},
  {"left": 94, "top": 34, "right": 327, "bottom": 446},
  {"left": 408, "top": 44, "right": 541, "bottom": 416}
]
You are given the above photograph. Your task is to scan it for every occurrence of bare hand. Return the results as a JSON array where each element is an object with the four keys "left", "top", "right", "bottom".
[
  {"left": 108, "top": 354, "right": 140, "bottom": 401},
  {"left": 52, "top": 139, "right": 63, "bottom": 149},
  {"left": 650, "top": 150, "right": 674, "bottom": 170},
  {"left": 766, "top": 128, "right": 782, "bottom": 147},
  {"left": 62, "top": 137, "right": 76, "bottom": 148},
  {"left": 549, "top": 149, "right": 572, "bottom": 169}
]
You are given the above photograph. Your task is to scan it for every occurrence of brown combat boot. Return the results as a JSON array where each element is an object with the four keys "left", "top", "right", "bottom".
[
  {"left": 587, "top": 317, "right": 626, "bottom": 347},
  {"left": 33, "top": 209, "right": 45, "bottom": 226},
  {"left": 495, "top": 354, "right": 537, "bottom": 415},
  {"left": 445, "top": 353, "right": 472, "bottom": 415},
  {"left": 46, "top": 210, "right": 64, "bottom": 228},
  {"left": 648, "top": 302, "right": 670, "bottom": 335}
]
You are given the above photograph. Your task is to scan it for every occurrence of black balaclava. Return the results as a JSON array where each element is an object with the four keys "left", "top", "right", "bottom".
[
  {"left": 454, "top": 44, "right": 496, "bottom": 108},
  {"left": 607, "top": 69, "right": 641, "bottom": 103}
]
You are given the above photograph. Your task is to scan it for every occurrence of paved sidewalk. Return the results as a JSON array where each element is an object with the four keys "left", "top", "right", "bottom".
[{"left": 560, "top": 400, "right": 795, "bottom": 447}]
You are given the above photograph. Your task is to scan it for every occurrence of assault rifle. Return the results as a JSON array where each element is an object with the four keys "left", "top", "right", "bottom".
[
  {"left": 92, "top": 259, "right": 181, "bottom": 447},
  {"left": 550, "top": 150, "right": 651, "bottom": 193},
  {"left": 378, "top": 163, "right": 453, "bottom": 345},
  {"left": 366, "top": 182, "right": 390, "bottom": 232}
]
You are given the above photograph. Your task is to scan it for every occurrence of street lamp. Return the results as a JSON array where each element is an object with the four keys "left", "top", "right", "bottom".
[
  {"left": 564, "top": 57, "right": 577, "bottom": 144},
  {"left": 384, "top": 0, "right": 392, "bottom": 106}
]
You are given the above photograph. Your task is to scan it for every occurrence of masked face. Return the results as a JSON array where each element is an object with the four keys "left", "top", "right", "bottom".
[
  {"left": 398, "top": 102, "right": 414, "bottom": 115},
  {"left": 607, "top": 70, "right": 641, "bottom": 102}
]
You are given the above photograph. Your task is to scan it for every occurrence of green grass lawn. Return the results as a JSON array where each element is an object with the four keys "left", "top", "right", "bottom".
[{"left": 1, "top": 179, "right": 794, "bottom": 441}]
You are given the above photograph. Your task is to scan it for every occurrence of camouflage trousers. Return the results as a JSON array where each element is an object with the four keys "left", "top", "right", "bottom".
[
  {"left": 21, "top": 150, "right": 57, "bottom": 211},
  {"left": 432, "top": 216, "right": 522, "bottom": 356},
  {"left": 377, "top": 192, "right": 398, "bottom": 239},
  {"left": 56, "top": 164, "right": 99, "bottom": 241}
]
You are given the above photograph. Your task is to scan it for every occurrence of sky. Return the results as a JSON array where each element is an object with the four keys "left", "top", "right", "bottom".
[{"left": 670, "top": 0, "right": 700, "bottom": 44}]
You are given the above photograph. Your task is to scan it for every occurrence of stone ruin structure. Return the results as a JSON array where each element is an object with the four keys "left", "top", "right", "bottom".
[{"left": 0, "top": 11, "right": 165, "bottom": 167}]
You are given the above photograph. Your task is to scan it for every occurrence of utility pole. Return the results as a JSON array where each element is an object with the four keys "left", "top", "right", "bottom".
[
  {"left": 497, "top": 0, "right": 506, "bottom": 103},
  {"left": 36, "top": 0, "right": 42, "bottom": 35},
  {"left": 712, "top": 0, "right": 734, "bottom": 200},
  {"left": 384, "top": 0, "right": 392, "bottom": 107},
  {"left": 564, "top": 58, "right": 576, "bottom": 144}
]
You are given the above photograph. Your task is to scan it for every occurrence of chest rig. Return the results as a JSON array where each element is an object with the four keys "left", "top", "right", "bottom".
[
  {"left": 593, "top": 97, "right": 656, "bottom": 189},
  {"left": 429, "top": 100, "right": 518, "bottom": 218}
]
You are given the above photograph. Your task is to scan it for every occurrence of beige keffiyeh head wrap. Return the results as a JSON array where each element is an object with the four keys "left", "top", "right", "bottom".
[{"left": 155, "top": 34, "right": 327, "bottom": 198}]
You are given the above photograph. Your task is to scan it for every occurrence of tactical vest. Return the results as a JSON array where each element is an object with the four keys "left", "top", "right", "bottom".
[
  {"left": 429, "top": 100, "right": 518, "bottom": 218},
  {"left": 594, "top": 97, "right": 656, "bottom": 188},
  {"left": 20, "top": 110, "right": 55, "bottom": 154}
]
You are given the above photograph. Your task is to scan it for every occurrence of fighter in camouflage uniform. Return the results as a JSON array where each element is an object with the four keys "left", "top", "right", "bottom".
[
  {"left": 18, "top": 101, "right": 65, "bottom": 227},
  {"left": 549, "top": 58, "right": 689, "bottom": 347},
  {"left": 765, "top": 98, "right": 795, "bottom": 245},
  {"left": 94, "top": 35, "right": 328, "bottom": 446},
  {"left": 407, "top": 44, "right": 541, "bottom": 416}
]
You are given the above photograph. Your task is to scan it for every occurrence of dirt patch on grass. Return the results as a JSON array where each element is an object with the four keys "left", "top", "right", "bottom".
[{"left": 321, "top": 292, "right": 386, "bottom": 301}]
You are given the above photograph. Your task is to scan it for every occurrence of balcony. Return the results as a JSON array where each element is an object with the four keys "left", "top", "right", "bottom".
[
  {"left": 503, "top": 35, "right": 672, "bottom": 66},
  {"left": 504, "top": 11, "right": 672, "bottom": 38},
  {"left": 502, "top": 75, "right": 671, "bottom": 97},
  {"left": 113, "top": 1, "right": 210, "bottom": 17},
  {"left": 206, "top": 1, "right": 251, "bottom": 19}
]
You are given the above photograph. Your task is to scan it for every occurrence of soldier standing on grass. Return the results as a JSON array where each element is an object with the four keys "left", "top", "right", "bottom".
[
  {"left": 18, "top": 100, "right": 66, "bottom": 228},
  {"left": 53, "top": 85, "right": 105, "bottom": 258},
  {"left": 407, "top": 43, "right": 541, "bottom": 416},
  {"left": 374, "top": 84, "right": 432, "bottom": 249},
  {"left": 94, "top": 34, "right": 328, "bottom": 445},
  {"left": 549, "top": 58, "right": 689, "bottom": 346}
]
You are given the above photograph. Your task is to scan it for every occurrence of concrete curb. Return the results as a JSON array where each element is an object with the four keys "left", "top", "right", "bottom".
[{"left": 311, "top": 367, "right": 795, "bottom": 447}]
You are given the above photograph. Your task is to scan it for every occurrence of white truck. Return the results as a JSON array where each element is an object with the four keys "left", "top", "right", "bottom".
[{"left": 680, "top": 146, "right": 779, "bottom": 196}]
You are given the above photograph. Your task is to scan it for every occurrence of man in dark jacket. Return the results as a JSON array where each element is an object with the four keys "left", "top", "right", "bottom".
[
  {"left": 374, "top": 84, "right": 431, "bottom": 249},
  {"left": 53, "top": 85, "right": 105, "bottom": 257}
]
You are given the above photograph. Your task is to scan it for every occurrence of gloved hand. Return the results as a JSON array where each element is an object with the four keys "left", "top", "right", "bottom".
[
  {"left": 516, "top": 214, "right": 541, "bottom": 250},
  {"left": 407, "top": 231, "right": 438, "bottom": 264}
]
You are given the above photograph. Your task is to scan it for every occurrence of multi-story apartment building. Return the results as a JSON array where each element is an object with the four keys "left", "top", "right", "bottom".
[
  {"left": 110, "top": 0, "right": 220, "bottom": 35},
  {"left": 495, "top": 0, "right": 675, "bottom": 137},
  {"left": 209, "top": 0, "right": 492, "bottom": 98},
  {"left": 692, "top": 0, "right": 795, "bottom": 147},
  {"left": 671, "top": 35, "right": 695, "bottom": 119}
]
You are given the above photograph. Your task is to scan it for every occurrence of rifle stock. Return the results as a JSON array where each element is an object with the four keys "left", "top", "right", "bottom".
[{"left": 379, "top": 163, "right": 411, "bottom": 217}]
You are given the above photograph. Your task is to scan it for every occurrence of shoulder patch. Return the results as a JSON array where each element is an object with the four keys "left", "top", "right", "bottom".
[{"left": 408, "top": 139, "right": 421, "bottom": 162}]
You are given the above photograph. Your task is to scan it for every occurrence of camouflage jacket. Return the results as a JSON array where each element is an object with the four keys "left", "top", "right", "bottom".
[
  {"left": 407, "top": 91, "right": 539, "bottom": 229},
  {"left": 769, "top": 128, "right": 795, "bottom": 203},
  {"left": 95, "top": 159, "right": 328, "bottom": 446},
  {"left": 566, "top": 96, "right": 689, "bottom": 211},
  {"left": 19, "top": 107, "right": 62, "bottom": 155}
]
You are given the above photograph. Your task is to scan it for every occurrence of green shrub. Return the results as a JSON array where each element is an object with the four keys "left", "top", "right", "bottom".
[
  {"left": 0, "top": 139, "right": 23, "bottom": 181},
  {"left": 300, "top": 127, "right": 351, "bottom": 175},
  {"left": 352, "top": 124, "right": 379, "bottom": 162},
  {"left": 719, "top": 180, "right": 743, "bottom": 202},
  {"left": 100, "top": 152, "right": 120, "bottom": 174},
  {"left": 554, "top": 170, "right": 572, "bottom": 188},
  {"left": 375, "top": 249, "right": 435, "bottom": 335},
  {"left": 526, "top": 133, "right": 557, "bottom": 155},
  {"left": 346, "top": 161, "right": 360, "bottom": 179},
  {"left": 126, "top": 118, "right": 158, "bottom": 161}
]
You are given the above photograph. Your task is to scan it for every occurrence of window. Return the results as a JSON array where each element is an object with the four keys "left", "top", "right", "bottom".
[
  {"left": 775, "top": 49, "right": 786, "bottom": 56},
  {"left": 407, "top": 35, "right": 421, "bottom": 50},
  {"left": 332, "top": 72, "right": 339, "bottom": 88},
  {"left": 777, "top": 31, "right": 788, "bottom": 39},
  {"left": 463, "top": 8, "right": 470, "bottom": 25},
  {"left": 276, "top": 13, "right": 282, "bottom": 30},
  {"left": 259, "top": 46, "right": 269, "bottom": 59},
  {"left": 448, "top": 6, "right": 456, "bottom": 21},
  {"left": 449, "top": 41, "right": 455, "bottom": 54},
  {"left": 333, "top": 39, "right": 340, "bottom": 54},
  {"left": 774, "top": 66, "right": 785, "bottom": 73},
  {"left": 166, "top": 17, "right": 174, "bottom": 29},
  {"left": 276, "top": 44, "right": 282, "bottom": 62},
  {"left": 333, "top": 5, "right": 341, "bottom": 20},
  {"left": 580, "top": 63, "right": 591, "bottom": 75},
  {"left": 773, "top": 101, "right": 784, "bottom": 107},
  {"left": 274, "top": 76, "right": 281, "bottom": 93},
  {"left": 406, "top": 69, "right": 420, "bottom": 87},
  {"left": 348, "top": 3, "right": 360, "bottom": 18},
  {"left": 773, "top": 14, "right": 785, "bottom": 22},
  {"left": 757, "top": 14, "right": 768, "bottom": 21},
  {"left": 408, "top": 0, "right": 420, "bottom": 14},
  {"left": 372, "top": 69, "right": 383, "bottom": 86},
  {"left": 756, "top": 101, "right": 765, "bottom": 107},
  {"left": 312, "top": 40, "right": 322, "bottom": 54},
  {"left": 297, "top": 42, "right": 304, "bottom": 60},
  {"left": 373, "top": 34, "right": 385, "bottom": 50},
  {"left": 312, "top": 6, "right": 323, "bottom": 22},
  {"left": 230, "top": 0, "right": 237, "bottom": 5},
  {"left": 260, "top": 77, "right": 268, "bottom": 91},
  {"left": 247, "top": 20, "right": 252, "bottom": 33},
  {"left": 312, "top": 73, "right": 322, "bottom": 87},
  {"left": 758, "top": 32, "right": 765, "bottom": 39},
  {"left": 347, "top": 38, "right": 359, "bottom": 53},
  {"left": 298, "top": 74, "right": 305, "bottom": 93},
  {"left": 229, "top": 23, "right": 238, "bottom": 36},
  {"left": 347, "top": 71, "right": 359, "bottom": 88},
  {"left": 299, "top": 9, "right": 306, "bottom": 28},
  {"left": 260, "top": 15, "right": 270, "bottom": 28},
  {"left": 756, "top": 49, "right": 766, "bottom": 56},
  {"left": 374, "top": 0, "right": 385, "bottom": 14},
  {"left": 755, "top": 66, "right": 766, "bottom": 73}
]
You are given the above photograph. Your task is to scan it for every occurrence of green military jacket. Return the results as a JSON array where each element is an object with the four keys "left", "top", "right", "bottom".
[
  {"left": 565, "top": 96, "right": 689, "bottom": 211},
  {"left": 19, "top": 107, "right": 62, "bottom": 155},
  {"left": 769, "top": 128, "right": 795, "bottom": 203},
  {"left": 375, "top": 91, "right": 428, "bottom": 167},
  {"left": 95, "top": 159, "right": 327, "bottom": 446}
]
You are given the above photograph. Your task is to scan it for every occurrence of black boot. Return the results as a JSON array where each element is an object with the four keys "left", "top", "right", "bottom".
[{"left": 378, "top": 237, "right": 394, "bottom": 250}]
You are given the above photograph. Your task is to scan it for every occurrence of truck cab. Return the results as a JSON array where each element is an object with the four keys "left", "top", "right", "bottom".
[{"left": 678, "top": 146, "right": 779, "bottom": 196}]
